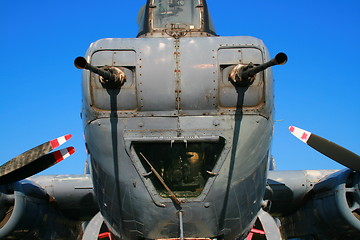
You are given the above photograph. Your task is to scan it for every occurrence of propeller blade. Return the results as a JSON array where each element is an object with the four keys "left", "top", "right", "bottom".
[
  {"left": 0, "top": 135, "right": 73, "bottom": 184},
  {"left": 289, "top": 126, "right": 360, "bottom": 171},
  {"left": 0, "top": 147, "right": 75, "bottom": 184}
]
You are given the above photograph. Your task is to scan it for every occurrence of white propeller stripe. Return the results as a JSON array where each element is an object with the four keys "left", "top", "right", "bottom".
[{"left": 289, "top": 126, "right": 311, "bottom": 143}]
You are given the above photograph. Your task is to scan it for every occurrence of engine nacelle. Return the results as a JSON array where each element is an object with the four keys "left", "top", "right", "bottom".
[
  {"left": 0, "top": 180, "right": 82, "bottom": 239},
  {"left": 281, "top": 169, "right": 360, "bottom": 239}
]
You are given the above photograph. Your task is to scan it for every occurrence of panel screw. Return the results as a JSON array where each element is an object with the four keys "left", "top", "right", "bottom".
[{"left": 213, "top": 120, "right": 220, "bottom": 126}]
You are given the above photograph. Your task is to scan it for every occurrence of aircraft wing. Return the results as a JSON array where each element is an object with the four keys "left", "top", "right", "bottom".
[
  {"left": 0, "top": 135, "right": 99, "bottom": 239},
  {"left": 0, "top": 174, "right": 98, "bottom": 239},
  {"left": 262, "top": 126, "right": 360, "bottom": 240}
]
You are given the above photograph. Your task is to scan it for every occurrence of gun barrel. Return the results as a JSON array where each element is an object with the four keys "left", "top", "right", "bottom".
[
  {"left": 241, "top": 52, "right": 287, "bottom": 80},
  {"left": 74, "top": 57, "right": 118, "bottom": 82}
]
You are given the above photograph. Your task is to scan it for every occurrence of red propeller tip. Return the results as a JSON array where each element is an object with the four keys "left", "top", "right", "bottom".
[
  {"left": 289, "top": 126, "right": 311, "bottom": 143},
  {"left": 65, "top": 134, "right": 72, "bottom": 141},
  {"left": 53, "top": 147, "right": 76, "bottom": 163},
  {"left": 50, "top": 134, "right": 73, "bottom": 149},
  {"left": 289, "top": 126, "right": 295, "bottom": 133}
]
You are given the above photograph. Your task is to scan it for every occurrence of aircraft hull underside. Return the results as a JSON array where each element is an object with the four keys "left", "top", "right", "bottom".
[{"left": 85, "top": 114, "right": 271, "bottom": 239}]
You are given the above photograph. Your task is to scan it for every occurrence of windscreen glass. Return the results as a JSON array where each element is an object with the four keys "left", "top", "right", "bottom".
[{"left": 152, "top": 0, "right": 201, "bottom": 30}]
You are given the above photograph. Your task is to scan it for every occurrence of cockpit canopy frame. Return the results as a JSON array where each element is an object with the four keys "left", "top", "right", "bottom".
[{"left": 137, "top": 0, "right": 217, "bottom": 37}]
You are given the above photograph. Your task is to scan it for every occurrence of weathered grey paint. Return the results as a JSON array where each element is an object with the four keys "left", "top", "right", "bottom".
[{"left": 81, "top": 35, "right": 274, "bottom": 239}]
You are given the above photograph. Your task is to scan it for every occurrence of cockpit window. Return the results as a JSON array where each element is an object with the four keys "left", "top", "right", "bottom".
[
  {"left": 134, "top": 139, "right": 224, "bottom": 198},
  {"left": 152, "top": 0, "right": 202, "bottom": 30}
]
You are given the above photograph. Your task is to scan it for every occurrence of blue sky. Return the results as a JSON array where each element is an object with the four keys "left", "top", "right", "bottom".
[{"left": 0, "top": 0, "right": 359, "bottom": 175}]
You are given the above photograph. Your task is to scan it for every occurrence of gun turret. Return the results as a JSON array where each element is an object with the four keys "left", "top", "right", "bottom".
[
  {"left": 74, "top": 57, "right": 126, "bottom": 89},
  {"left": 230, "top": 52, "right": 287, "bottom": 86}
]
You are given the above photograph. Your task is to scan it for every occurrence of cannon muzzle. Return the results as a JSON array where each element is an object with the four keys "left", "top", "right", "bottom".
[
  {"left": 230, "top": 52, "right": 287, "bottom": 86},
  {"left": 74, "top": 57, "right": 125, "bottom": 88}
]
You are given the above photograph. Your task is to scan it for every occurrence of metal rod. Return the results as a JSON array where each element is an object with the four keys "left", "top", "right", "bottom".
[
  {"left": 139, "top": 152, "right": 182, "bottom": 205},
  {"left": 179, "top": 211, "right": 184, "bottom": 240}
]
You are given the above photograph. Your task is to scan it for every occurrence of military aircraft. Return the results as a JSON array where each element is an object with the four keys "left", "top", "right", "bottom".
[{"left": 1, "top": 0, "right": 360, "bottom": 240}]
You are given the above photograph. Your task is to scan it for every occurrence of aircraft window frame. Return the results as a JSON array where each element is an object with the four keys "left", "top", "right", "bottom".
[
  {"left": 132, "top": 139, "right": 225, "bottom": 199},
  {"left": 150, "top": 0, "right": 203, "bottom": 31}
]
